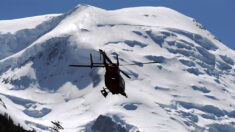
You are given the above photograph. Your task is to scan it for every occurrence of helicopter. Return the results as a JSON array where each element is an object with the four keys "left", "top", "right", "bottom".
[{"left": 69, "top": 49, "right": 160, "bottom": 98}]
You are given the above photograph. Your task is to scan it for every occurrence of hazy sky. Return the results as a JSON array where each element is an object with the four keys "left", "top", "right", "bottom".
[{"left": 0, "top": 0, "right": 234, "bottom": 50}]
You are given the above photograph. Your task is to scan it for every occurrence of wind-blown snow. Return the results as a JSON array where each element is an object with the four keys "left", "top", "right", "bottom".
[{"left": 0, "top": 4, "right": 234, "bottom": 132}]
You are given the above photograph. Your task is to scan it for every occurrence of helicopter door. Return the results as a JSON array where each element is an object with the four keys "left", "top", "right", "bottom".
[{"left": 120, "top": 76, "right": 125, "bottom": 91}]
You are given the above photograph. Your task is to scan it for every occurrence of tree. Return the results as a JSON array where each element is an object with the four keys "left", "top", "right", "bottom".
[{"left": 0, "top": 113, "right": 35, "bottom": 132}]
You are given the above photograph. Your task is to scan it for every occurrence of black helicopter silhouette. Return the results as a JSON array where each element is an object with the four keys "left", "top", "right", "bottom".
[{"left": 70, "top": 49, "right": 160, "bottom": 98}]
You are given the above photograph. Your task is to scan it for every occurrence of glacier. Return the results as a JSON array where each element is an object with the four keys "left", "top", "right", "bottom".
[{"left": 0, "top": 4, "right": 234, "bottom": 132}]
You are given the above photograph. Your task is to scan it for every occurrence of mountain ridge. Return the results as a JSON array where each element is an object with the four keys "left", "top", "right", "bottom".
[{"left": 0, "top": 4, "right": 234, "bottom": 132}]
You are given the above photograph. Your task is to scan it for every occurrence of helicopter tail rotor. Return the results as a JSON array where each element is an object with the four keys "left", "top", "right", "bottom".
[{"left": 69, "top": 53, "right": 104, "bottom": 68}]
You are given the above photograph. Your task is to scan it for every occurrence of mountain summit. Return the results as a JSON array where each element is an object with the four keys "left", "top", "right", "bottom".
[{"left": 0, "top": 4, "right": 234, "bottom": 132}]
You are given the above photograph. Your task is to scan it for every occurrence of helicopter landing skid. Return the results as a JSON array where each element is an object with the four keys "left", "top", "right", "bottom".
[{"left": 101, "top": 87, "right": 109, "bottom": 98}]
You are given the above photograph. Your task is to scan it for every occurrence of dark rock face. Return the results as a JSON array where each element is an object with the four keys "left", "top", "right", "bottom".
[
  {"left": 208, "top": 123, "right": 235, "bottom": 132},
  {"left": 91, "top": 115, "right": 128, "bottom": 132}
]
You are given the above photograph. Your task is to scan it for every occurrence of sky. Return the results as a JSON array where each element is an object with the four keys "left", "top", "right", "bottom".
[{"left": 0, "top": 0, "right": 234, "bottom": 50}]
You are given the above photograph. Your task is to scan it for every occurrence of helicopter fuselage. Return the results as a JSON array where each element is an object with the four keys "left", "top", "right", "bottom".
[
  {"left": 104, "top": 65, "right": 126, "bottom": 97},
  {"left": 69, "top": 49, "right": 160, "bottom": 98}
]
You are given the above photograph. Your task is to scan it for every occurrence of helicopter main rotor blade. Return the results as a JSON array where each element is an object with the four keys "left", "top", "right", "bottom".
[
  {"left": 119, "top": 61, "right": 161, "bottom": 66},
  {"left": 69, "top": 65, "right": 104, "bottom": 67},
  {"left": 120, "top": 69, "right": 131, "bottom": 79},
  {"left": 118, "top": 61, "right": 161, "bottom": 78}
]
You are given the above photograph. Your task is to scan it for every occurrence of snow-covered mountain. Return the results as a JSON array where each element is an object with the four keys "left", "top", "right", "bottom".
[{"left": 0, "top": 4, "right": 235, "bottom": 132}]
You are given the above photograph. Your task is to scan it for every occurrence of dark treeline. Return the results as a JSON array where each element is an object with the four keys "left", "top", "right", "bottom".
[{"left": 0, "top": 113, "right": 35, "bottom": 132}]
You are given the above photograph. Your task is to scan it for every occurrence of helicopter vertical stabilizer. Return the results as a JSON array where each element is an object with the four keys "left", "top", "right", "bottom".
[{"left": 90, "top": 53, "right": 93, "bottom": 68}]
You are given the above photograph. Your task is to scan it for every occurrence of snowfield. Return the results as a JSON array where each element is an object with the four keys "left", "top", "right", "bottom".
[{"left": 0, "top": 4, "right": 235, "bottom": 132}]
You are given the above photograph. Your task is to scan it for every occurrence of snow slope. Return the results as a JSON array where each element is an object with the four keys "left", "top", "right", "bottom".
[
  {"left": 0, "top": 14, "right": 62, "bottom": 60},
  {"left": 0, "top": 4, "right": 235, "bottom": 132}
]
